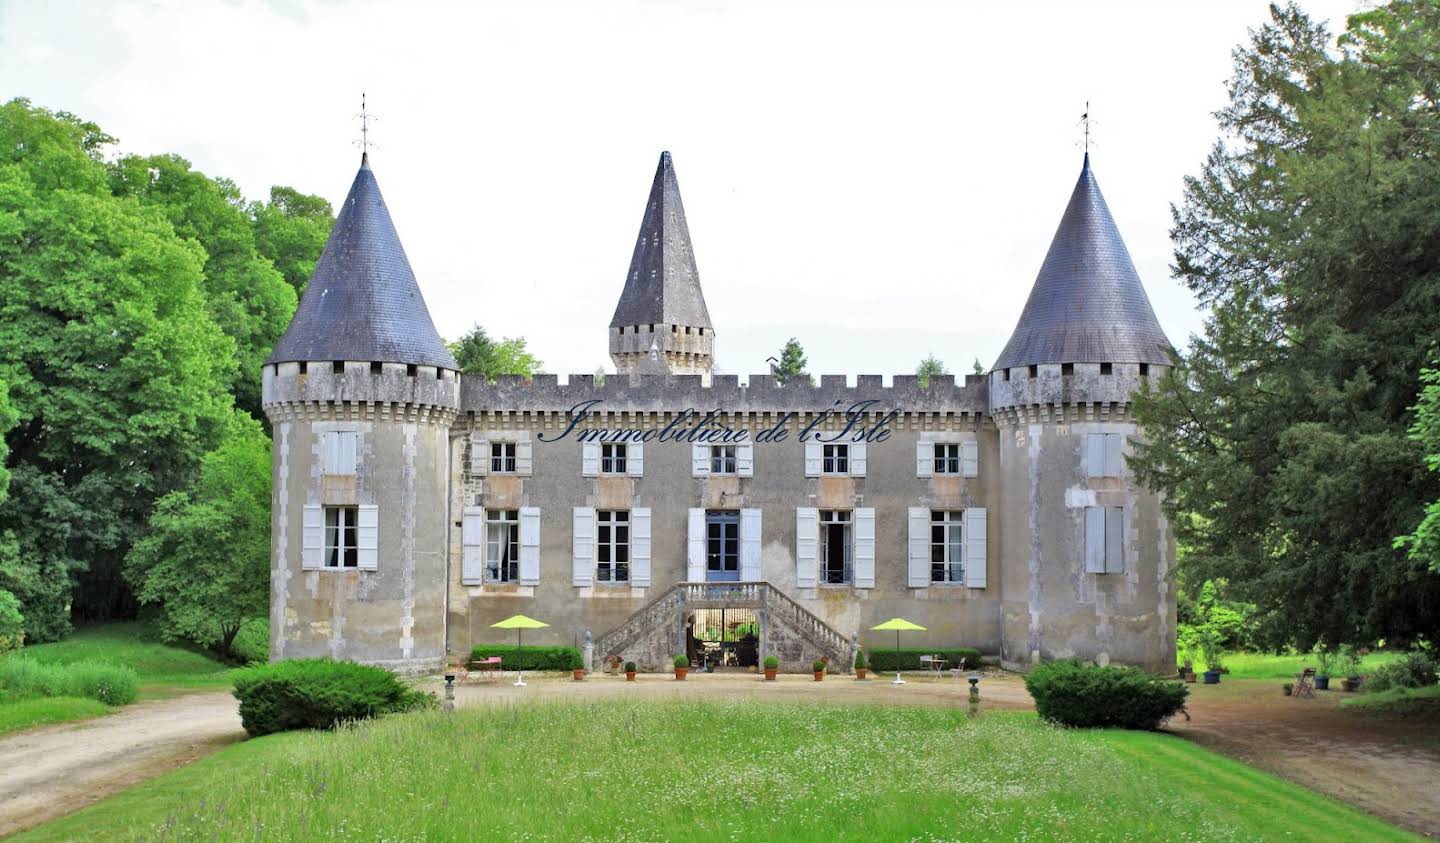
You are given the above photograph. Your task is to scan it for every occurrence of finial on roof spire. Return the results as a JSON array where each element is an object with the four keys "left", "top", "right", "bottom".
[{"left": 355, "top": 93, "right": 376, "bottom": 164}]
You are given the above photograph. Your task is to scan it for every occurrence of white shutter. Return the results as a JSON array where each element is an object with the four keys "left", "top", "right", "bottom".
[
  {"left": 631, "top": 507, "right": 652, "bottom": 587},
  {"left": 1105, "top": 506, "right": 1125, "bottom": 574},
  {"left": 962, "top": 440, "right": 978, "bottom": 478},
  {"left": 692, "top": 443, "right": 710, "bottom": 476},
  {"left": 850, "top": 442, "right": 867, "bottom": 477},
  {"left": 795, "top": 507, "right": 819, "bottom": 588},
  {"left": 737, "top": 441, "right": 754, "bottom": 477},
  {"left": 854, "top": 507, "right": 876, "bottom": 588},
  {"left": 302, "top": 505, "right": 324, "bottom": 570},
  {"left": 1105, "top": 433, "right": 1124, "bottom": 478},
  {"left": 572, "top": 507, "right": 595, "bottom": 586},
  {"left": 1086, "top": 434, "right": 1106, "bottom": 479},
  {"left": 462, "top": 506, "right": 484, "bottom": 584},
  {"left": 356, "top": 504, "right": 378, "bottom": 570},
  {"left": 1085, "top": 506, "right": 1106, "bottom": 573},
  {"left": 323, "top": 431, "right": 356, "bottom": 476},
  {"left": 740, "top": 508, "right": 762, "bottom": 581},
  {"left": 581, "top": 442, "right": 600, "bottom": 477},
  {"left": 627, "top": 442, "right": 644, "bottom": 477},
  {"left": 804, "top": 442, "right": 822, "bottom": 477},
  {"left": 519, "top": 507, "right": 541, "bottom": 585},
  {"left": 916, "top": 441, "right": 933, "bottom": 478},
  {"left": 964, "top": 507, "right": 987, "bottom": 588},
  {"left": 471, "top": 438, "right": 489, "bottom": 476},
  {"left": 687, "top": 508, "right": 706, "bottom": 581},
  {"left": 907, "top": 507, "right": 930, "bottom": 587},
  {"left": 515, "top": 440, "right": 533, "bottom": 476}
]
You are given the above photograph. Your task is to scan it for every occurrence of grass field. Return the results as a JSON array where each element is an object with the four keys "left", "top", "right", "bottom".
[
  {"left": 15, "top": 702, "right": 1416, "bottom": 842},
  {"left": 0, "top": 696, "right": 109, "bottom": 734},
  {"left": 1341, "top": 684, "right": 1440, "bottom": 717},
  {"left": 1198, "top": 651, "right": 1402, "bottom": 680}
]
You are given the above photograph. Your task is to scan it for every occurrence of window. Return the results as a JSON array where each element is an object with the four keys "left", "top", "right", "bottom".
[
  {"left": 819, "top": 510, "right": 852, "bottom": 584},
  {"left": 601, "top": 443, "right": 628, "bottom": 474},
  {"left": 706, "top": 510, "right": 740, "bottom": 581},
  {"left": 324, "top": 506, "right": 359, "bottom": 568},
  {"left": 933, "top": 443, "right": 961, "bottom": 474},
  {"left": 490, "top": 442, "right": 516, "bottom": 473},
  {"left": 1100, "top": 362, "right": 1113, "bottom": 375},
  {"left": 930, "top": 510, "right": 964, "bottom": 583},
  {"left": 1085, "top": 506, "right": 1125, "bottom": 574},
  {"left": 322, "top": 431, "right": 357, "bottom": 476},
  {"left": 710, "top": 445, "right": 737, "bottom": 475},
  {"left": 1086, "top": 433, "right": 1124, "bottom": 478},
  {"left": 596, "top": 510, "right": 630, "bottom": 583},
  {"left": 822, "top": 444, "right": 849, "bottom": 474},
  {"left": 486, "top": 509, "right": 520, "bottom": 582}
]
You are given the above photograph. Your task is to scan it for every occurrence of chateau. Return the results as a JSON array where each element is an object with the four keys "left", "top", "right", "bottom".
[{"left": 263, "top": 149, "right": 1176, "bottom": 675}]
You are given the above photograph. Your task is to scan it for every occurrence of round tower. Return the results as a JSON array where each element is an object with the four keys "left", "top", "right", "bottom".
[
  {"left": 609, "top": 151, "right": 715, "bottom": 378},
  {"left": 262, "top": 152, "right": 459, "bottom": 674},
  {"left": 989, "top": 153, "right": 1176, "bottom": 673}
]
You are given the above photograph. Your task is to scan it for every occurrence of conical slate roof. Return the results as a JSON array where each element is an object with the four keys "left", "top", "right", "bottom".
[
  {"left": 267, "top": 154, "right": 457, "bottom": 369},
  {"left": 992, "top": 154, "right": 1171, "bottom": 371},
  {"left": 609, "top": 151, "right": 712, "bottom": 329}
]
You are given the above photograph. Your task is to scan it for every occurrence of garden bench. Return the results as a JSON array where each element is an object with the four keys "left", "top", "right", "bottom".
[{"left": 1293, "top": 667, "right": 1315, "bottom": 699}]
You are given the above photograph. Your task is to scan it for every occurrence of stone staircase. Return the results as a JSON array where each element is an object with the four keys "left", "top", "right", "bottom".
[{"left": 593, "top": 582, "right": 854, "bottom": 673}]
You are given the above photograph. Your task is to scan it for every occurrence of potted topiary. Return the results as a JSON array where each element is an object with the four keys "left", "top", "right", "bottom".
[
  {"left": 1199, "top": 631, "right": 1224, "bottom": 684},
  {"left": 573, "top": 664, "right": 586, "bottom": 681},
  {"left": 1338, "top": 645, "right": 1362, "bottom": 692},
  {"left": 854, "top": 648, "right": 868, "bottom": 680},
  {"left": 625, "top": 661, "right": 637, "bottom": 682},
  {"left": 674, "top": 654, "right": 689, "bottom": 680},
  {"left": 812, "top": 659, "right": 825, "bottom": 681},
  {"left": 763, "top": 655, "right": 779, "bottom": 681},
  {"left": 1314, "top": 646, "right": 1332, "bottom": 691}
]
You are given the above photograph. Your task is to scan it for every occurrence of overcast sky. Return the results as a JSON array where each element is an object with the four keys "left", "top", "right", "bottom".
[{"left": 1, "top": 0, "right": 1361, "bottom": 378}]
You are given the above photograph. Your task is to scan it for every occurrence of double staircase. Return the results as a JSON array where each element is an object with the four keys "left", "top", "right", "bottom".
[{"left": 593, "top": 582, "right": 854, "bottom": 673}]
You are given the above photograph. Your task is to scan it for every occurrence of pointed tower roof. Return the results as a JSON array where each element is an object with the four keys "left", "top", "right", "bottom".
[
  {"left": 267, "top": 154, "right": 458, "bottom": 369},
  {"left": 609, "top": 151, "right": 712, "bottom": 329},
  {"left": 992, "top": 154, "right": 1171, "bottom": 371}
]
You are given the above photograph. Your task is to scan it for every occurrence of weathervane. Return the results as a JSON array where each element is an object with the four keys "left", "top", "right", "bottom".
[
  {"left": 355, "top": 93, "right": 378, "bottom": 157},
  {"left": 1079, "top": 101, "right": 1093, "bottom": 154}
]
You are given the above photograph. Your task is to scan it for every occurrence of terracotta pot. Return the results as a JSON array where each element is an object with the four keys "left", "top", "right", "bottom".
[
  {"left": 572, "top": 669, "right": 585, "bottom": 681},
  {"left": 813, "top": 671, "right": 824, "bottom": 681},
  {"left": 764, "top": 668, "right": 777, "bottom": 681},
  {"left": 855, "top": 668, "right": 868, "bottom": 680},
  {"left": 675, "top": 668, "right": 688, "bottom": 680},
  {"left": 1183, "top": 671, "right": 1196, "bottom": 683},
  {"left": 625, "top": 671, "right": 637, "bottom": 681}
]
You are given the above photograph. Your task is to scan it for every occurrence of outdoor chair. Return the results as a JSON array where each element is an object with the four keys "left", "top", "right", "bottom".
[
  {"left": 469, "top": 656, "right": 503, "bottom": 682},
  {"left": 919, "top": 655, "right": 934, "bottom": 673},
  {"left": 1294, "top": 667, "right": 1316, "bottom": 699}
]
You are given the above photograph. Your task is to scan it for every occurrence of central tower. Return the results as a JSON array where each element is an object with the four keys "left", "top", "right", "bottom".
[{"left": 609, "top": 151, "right": 715, "bottom": 377}]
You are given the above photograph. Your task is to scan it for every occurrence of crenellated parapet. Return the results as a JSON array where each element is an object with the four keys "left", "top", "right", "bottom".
[
  {"left": 987, "top": 362, "right": 1166, "bottom": 423},
  {"left": 262, "top": 360, "right": 460, "bottom": 425}
]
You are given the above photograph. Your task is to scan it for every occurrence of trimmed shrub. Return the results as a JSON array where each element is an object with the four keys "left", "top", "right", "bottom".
[
  {"left": 763, "top": 655, "right": 779, "bottom": 670},
  {"left": 867, "top": 648, "right": 983, "bottom": 672},
  {"left": 853, "top": 648, "right": 868, "bottom": 670},
  {"left": 1025, "top": 660, "right": 1188, "bottom": 730},
  {"left": 674, "top": 654, "right": 690, "bottom": 669},
  {"left": 469, "top": 645, "right": 582, "bottom": 672},
  {"left": 1365, "top": 651, "right": 1438, "bottom": 692},
  {"left": 624, "top": 661, "right": 636, "bottom": 673},
  {"left": 231, "top": 659, "right": 435, "bottom": 737},
  {"left": 812, "top": 659, "right": 826, "bottom": 673},
  {"left": 0, "top": 656, "right": 139, "bottom": 705}
]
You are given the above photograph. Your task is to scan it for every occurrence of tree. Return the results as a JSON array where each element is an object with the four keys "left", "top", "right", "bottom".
[
  {"left": 917, "top": 355, "right": 947, "bottom": 388},
  {"left": 126, "top": 411, "right": 270, "bottom": 658},
  {"left": 773, "top": 338, "right": 810, "bottom": 387},
  {"left": 0, "top": 380, "right": 19, "bottom": 652},
  {"left": 449, "top": 324, "right": 541, "bottom": 381},
  {"left": 0, "top": 99, "right": 234, "bottom": 639},
  {"left": 1398, "top": 364, "right": 1440, "bottom": 573},
  {"left": 250, "top": 186, "right": 334, "bottom": 294},
  {"left": 972, "top": 358, "right": 985, "bottom": 376},
  {"left": 1127, "top": 3, "right": 1440, "bottom": 649}
]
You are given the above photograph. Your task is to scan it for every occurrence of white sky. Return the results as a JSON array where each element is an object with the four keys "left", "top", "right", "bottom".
[{"left": 0, "top": 0, "right": 1361, "bottom": 378}]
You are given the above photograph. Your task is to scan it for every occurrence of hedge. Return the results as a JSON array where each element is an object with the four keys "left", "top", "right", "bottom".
[
  {"left": 231, "top": 658, "right": 435, "bottom": 737},
  {"left": 1025, "top": 660, "right": 1188, "bottom": 730},
  {"left": 866, "top": 648, "right": 983, "bottom": 672},
  {"left": 469, "top": 645, "right": 582, "bottom": 671}
]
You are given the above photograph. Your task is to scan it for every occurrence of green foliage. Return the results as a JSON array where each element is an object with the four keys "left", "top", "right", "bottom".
[
  {"left": 1399, "top": 365, "right": 1440, "bottom": 572},
  {"left": 1025, "top": 661, "right": 1189, "bottom": 730},
  {"left": 249, "top": 185, "right": 333, "bottom": 293},
  {"left": 1127, "top": 2, "right": 1440, "bottom": 649},
  {"left": 0, "top": 100, "right": 235, "bottom": 639},
  {"left": 230, "top": 658, "right": 434, "bottom": 737},
  {"left": 0, "top": 588, "right": 22, "bottom": 653},
  {"left": 0, "top": 657, "right": 139, "bottom": 705},
  {"left": 624, "top": 661, "right": 636, "bottom": 673},
  {"left": 0, "top": 695, "right": 108, "bottom": 736},
  {"left": 867, "top": 648, "right": 982, "bottom": 672},
  {"left": 0, "top": 379, "right": 15, "bottom": 502},
  {"left": 673, "top": 654, "right": 689, "bottom": 669},
  {"left": 16, "top": 622, "right": 230, "bottom": 679},
  {"left": 124, "top": 411, "right": 271, "bottom": 658},
  {"left": 763, "top": 655, "right": 779, "bottom": 670},
  {"left": 1341, "top": 683, "right": 1440, "bottom": 717},
  {"left": 449, "top": 323, "right": 541, "bottom": 382},
  {"left": 812, "top": 659, "right": 825, "bottom": 673},
  {"left": 1364, "top": 650, "right": 1438, "bottom": 692},
  {"left": 772, "top": 338, "right": 810, "bottom": 387},
  {"left": 469, "top": 645, "right": 581, "bottom": 671},
  {"left": 916, "top": 355, "right": 947, "bottom": 388},
  {"left": 229, "top": 619, "right": 269, "bottom": 665},
  {"left": 853, "top": 648, "right": 867, "bottom": 670}
]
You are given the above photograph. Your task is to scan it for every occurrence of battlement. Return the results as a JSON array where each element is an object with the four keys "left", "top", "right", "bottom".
[
  {"left": 987, "top": 361, "right": 1167, "bottom": 413},
  {"left": 261, "top": 360, "right": 462, "bottom": 412},
  {"left": 461, "top": 372, "right": 989, "bottom": 415}
]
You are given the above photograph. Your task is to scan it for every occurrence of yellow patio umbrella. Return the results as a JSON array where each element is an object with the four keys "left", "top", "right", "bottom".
[
  {"left": 490, "top": 614, "right": 550, "bottom": 687},
  {"left": 871, "top": 618, "right": 927, "bottom": 685}
]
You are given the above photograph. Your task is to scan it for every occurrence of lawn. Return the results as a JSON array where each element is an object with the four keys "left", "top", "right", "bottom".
[
  {"left": 0, "top": 696, "right": 109, "bottom": 734},
  {"left": 15, "top": 702, "right": 1416, "bottom": 842},
  {"left": 1202, "top": 650, "right": 1401, "bottom": 680},
  {"left": 1341, "top": 684, "right": 1440, "bottom": 718}
]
